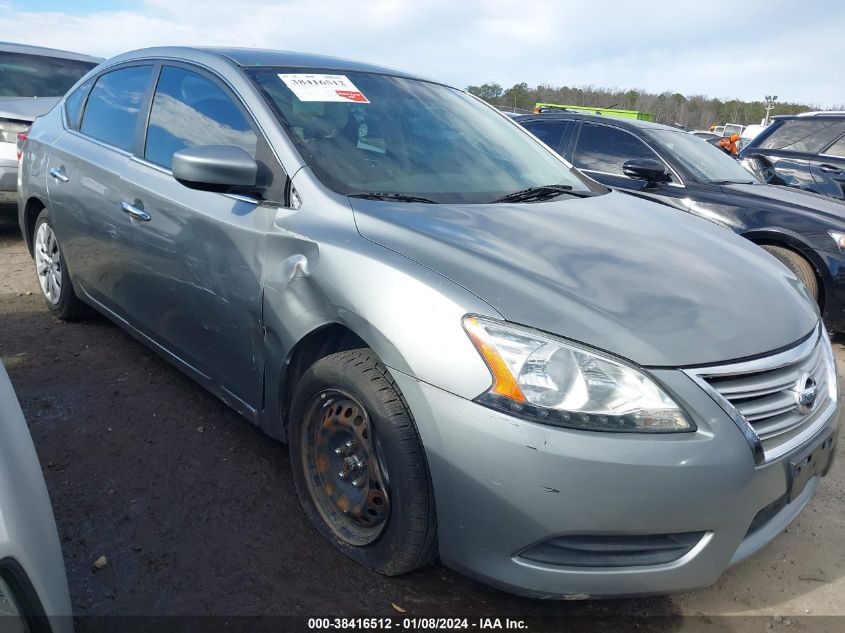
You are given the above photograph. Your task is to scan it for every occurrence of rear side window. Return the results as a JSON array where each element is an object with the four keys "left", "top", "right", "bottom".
[
  {"left": 81, "top": 66, "right": 154, "bottom": 152},
  {"left": 144, "top": 66, "right": 257, "bottom": 170},
  {"left": 522, "top": 120, "right": 570, "bottom": 152},
  {"left": 64, "top": 78, "right": 94, "bottom": 131},
  {"left": 758, "top": 119, "right": 845, "bottom": 153},
  {"left": 822, "top": 135, "right": 845, "bottom": 159},
  {"left": 573, "top": 124, "right": 659, "bottom": 175}
]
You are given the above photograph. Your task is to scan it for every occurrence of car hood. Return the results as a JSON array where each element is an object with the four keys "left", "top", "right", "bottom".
[
  {"left": 351, "top": 191, "right": 818, "bottom": 367},
  {"left": 0, "top": 97, "right": 60, "bottom": 122},
  {"left": 722, "top": 183, "right": 845, "bottom": 220}
]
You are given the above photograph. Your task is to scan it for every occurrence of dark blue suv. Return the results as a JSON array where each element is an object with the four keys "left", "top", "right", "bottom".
[{"left": 739, "top": 113, "right": 845, "bottom": 201}]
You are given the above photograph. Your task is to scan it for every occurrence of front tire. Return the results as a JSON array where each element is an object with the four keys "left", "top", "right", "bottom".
[
  {"left": 761, "top": 245, "right": 819, "bottom": 302},
  {"left": 33, "top": 209, "right": 88, "bottom": 320},
  {"left": 289, "top": 348, "right": 437, "bottom": 575}
]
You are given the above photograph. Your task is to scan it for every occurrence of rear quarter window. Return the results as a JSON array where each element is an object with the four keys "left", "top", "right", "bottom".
[
  {"left": 64, "top": 78, "right": 94, "bottom": 131},
  {"left": 822, "top": 135, "right": 845, "bottom": 159}
]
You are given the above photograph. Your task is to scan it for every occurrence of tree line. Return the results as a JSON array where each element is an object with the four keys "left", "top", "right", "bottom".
[{"left": 466, "top": 82, "right": 840, "bottom": 130}]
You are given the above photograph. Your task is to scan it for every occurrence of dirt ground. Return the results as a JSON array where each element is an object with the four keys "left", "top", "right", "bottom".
[{"left": 1, "top": 212, "right": 843, "bottom": 629}]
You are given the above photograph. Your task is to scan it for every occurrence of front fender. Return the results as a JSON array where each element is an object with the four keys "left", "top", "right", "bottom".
[{"left": 257, "top": 170, "right": 499, "bottom": 439}]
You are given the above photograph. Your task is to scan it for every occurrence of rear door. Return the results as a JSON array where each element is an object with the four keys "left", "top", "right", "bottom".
[
  {"left": 810, "top": 134, "right": 845, "bottom": 200},
  {"left": 45, "top": 64, "right": 155, "bottom": 314},
  {"left": 118, "top": 63, "right": 284, "bottom": 412}
]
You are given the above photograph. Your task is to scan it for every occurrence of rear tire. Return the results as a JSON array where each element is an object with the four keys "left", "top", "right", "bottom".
[
  {"left": 33, "top": 209, "right": 88, "bottom": 321},
  {"left": 761, "top": 245, "right": 819, "bottom": 302},
  {"left": 289, "top": 348, "right": 437, "bottom": 576}
]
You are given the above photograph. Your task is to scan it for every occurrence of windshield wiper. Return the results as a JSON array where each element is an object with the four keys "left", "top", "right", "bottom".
[
  {"left": 706, "top": 179, "right": 755, "bottom": 185},
  {"left": 494, "top": 185, "right": 594, "bottom": 203},
  {"left": 348, "top": 192, "right": 439, "bottom": 203}
]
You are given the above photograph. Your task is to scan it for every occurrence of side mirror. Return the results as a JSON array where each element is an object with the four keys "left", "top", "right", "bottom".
[
  {"left": 622, "top": 158, "right": 669, "bottom": 184},
  {"left": 172, "top": 145, "right": 258, "bottom": 192}
]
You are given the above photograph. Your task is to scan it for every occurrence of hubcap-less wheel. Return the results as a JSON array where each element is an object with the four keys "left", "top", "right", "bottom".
[
  {"left": 302, "top": 389, "right": 391, "bottom": 546},
  {"left": 35, "top": 222, "right": 62, "bottom": 305}
]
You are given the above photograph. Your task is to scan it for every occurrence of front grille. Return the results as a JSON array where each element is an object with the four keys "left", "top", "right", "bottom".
[{"left": 686, "top": 326, "right": 837, "bottom": 462}]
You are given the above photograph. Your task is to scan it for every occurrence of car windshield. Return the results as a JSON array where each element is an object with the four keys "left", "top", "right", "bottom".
[
  {"left": 0, "top": 52, "right": 98, "bottom": 98},
  {"left": 247, "top": 68, "right": 601, "bottom": 203},
  {"left": 653, "top": 130, "right": 758, "bottom": 184}
]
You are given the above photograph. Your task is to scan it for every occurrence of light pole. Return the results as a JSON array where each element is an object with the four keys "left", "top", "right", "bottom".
[{"left": 764, "top": 95, "right": 778, "bottom": 125}]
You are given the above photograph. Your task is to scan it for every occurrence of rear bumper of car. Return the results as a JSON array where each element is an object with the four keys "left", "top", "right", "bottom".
[
  {"left": 0, "top": 156, "right": 17, "bottom": 203},
  {"left": 390, "top": 367, "right": 839, "bottom": 598}
]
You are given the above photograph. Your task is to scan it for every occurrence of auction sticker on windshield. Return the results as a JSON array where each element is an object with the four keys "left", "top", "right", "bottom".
[{"left": 279, "top": 74, "right": 370, "bottom": 103}]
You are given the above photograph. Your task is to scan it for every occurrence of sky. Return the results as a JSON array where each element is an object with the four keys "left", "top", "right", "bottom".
[{"left": 2, "top": 0, "right": 843, "bottom": 107}]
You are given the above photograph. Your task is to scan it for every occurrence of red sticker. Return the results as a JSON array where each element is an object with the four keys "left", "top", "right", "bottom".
[{"left": 336, "top": 90, "right": 369, "bottom": 103}]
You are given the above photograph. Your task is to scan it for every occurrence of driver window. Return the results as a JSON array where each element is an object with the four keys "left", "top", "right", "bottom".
[
  {"left": 145, "top": 66, "right": 258, "bottom": 169},
  {"left": 574, "top": 124, "right": 660, "bottom": 176}
]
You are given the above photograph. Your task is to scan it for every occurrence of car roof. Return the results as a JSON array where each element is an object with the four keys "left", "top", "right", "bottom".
[
  {"left": 513, "top": 111, "right": 680, "bottom": 133},
  {"left": 0, "top": 41, "right": 103, "bottom": 63},
  {"left": 772, "top": 112, "right": 845, "bottom": 121},
  {"left": 103, "top": 46, "right": 428, "bottom": 82}
]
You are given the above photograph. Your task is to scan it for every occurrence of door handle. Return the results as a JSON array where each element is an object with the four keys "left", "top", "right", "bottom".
[
  {"left": 120, "top": 201, "right": 151, "bottom": 222},
  {"left": 49, "top": 167, "right": 69, "bottom": 183},
  {"left": 819, "top": 164, "right": 842, "bottom": 174}
]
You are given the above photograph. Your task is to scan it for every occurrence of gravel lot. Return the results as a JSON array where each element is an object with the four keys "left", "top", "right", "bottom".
[{"left": 1, "top": 213, "right": 843, "bottom": 630}]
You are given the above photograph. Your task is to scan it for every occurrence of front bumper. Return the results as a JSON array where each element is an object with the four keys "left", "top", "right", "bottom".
[{"left": 390, "top": 367, "right": 839, "bottom": 598}]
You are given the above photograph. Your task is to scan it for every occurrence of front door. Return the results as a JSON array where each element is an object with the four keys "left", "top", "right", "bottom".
[
  {"left": 118, "top": 64, "right": 281, "bottom": 412},
  {"left": 569, "top": 121, "right": 688, "bottom": 209}
]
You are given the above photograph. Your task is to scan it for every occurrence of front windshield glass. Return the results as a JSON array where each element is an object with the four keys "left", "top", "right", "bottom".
[
  {"left": 653, "top": 130, "right": 758, "bottom": 184},
  {"left": 247, "top": 68, "right": 601, "bottom": 203}
]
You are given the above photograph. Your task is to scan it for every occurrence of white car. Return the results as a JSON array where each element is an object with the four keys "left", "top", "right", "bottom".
[
  {"left": 0, "top": 42, "right": 100, "bottom": 208},
  {"left": 0, "top": 362, "right": 72, "bottom": 633},
  {"left": 738, "top": 123, "right": 768, "bottom": 152}
]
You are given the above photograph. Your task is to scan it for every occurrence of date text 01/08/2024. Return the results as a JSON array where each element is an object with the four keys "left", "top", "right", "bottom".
[{"left": 307, "top": 618, "right": 529, "bottom": 630}]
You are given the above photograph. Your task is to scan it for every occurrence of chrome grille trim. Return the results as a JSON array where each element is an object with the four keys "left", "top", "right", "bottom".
[{"left": 683, "top": 325, "right": 838, "bottom": 464}]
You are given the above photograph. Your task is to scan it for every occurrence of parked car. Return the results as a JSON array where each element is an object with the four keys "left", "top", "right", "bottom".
[
  {"left": 0, "top": 362, "right": 72, "bottom": 633},
  {"left": 0, "top": 42, "right": 101, "bottom": 208},
  {"left": 19, "top": 46, "right": 839, "bottom": 599},
  {"left": 516, "top": 112, "right": 845, "bottom": 332},
  {"left": 738, "top": 123, "right": 767, "bottom": 152},
  {"left": 739, "top": 112, "right": 845, "bottom": 201},
  {"left": 689, "top": 130, "right": 719, "bottom": 141}
]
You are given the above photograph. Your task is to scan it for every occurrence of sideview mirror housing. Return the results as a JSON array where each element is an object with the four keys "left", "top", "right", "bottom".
[
  {"left": 172, "top": 145, "right": 258, "bottom": 192},
  {"left": 622, "top": 158, "right": 669, "bottom": 184}
]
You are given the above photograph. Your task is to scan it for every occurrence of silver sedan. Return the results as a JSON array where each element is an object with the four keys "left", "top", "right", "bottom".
[{"left": 17, "top": 46, "right": 838, "bottom": 598}]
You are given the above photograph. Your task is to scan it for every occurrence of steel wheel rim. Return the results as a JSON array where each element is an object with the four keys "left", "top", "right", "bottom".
[
  {"left": 35, "top": 222, "right": 62, "bottom": 305},
  {"left": 302, "top": 388, "right": 391, "bottom": 546}
]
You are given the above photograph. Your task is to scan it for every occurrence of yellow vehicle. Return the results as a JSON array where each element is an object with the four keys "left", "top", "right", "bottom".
[{"left": 533, "top": 103, "right": 653, "bottom": 121}]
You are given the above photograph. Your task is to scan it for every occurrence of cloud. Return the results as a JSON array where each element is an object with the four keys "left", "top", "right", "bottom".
[{"left": 2, "top": 0, "right": 843, "bottom": 106}]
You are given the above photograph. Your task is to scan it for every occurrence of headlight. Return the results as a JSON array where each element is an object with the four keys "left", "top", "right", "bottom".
[
  {"left": 463, "top": 316, "right": 694, "bottom": 432},
  {"left": 828, "top": 230, "right": 845, "bottom": 251}
]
